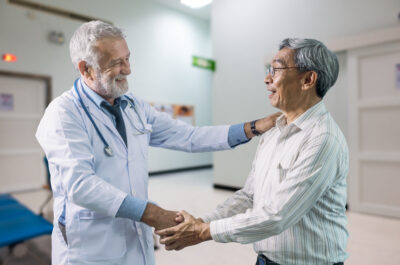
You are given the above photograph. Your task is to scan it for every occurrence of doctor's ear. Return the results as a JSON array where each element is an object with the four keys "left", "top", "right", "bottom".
[{"left": 77, "top": 61, "right": 94, "bottom": 80}]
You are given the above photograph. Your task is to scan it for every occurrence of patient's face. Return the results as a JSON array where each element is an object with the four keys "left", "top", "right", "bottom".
[{"left": 265, "top": 48, "right": 304, "bottom": 112}]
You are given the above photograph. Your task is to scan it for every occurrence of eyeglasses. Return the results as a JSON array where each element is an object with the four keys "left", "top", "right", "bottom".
[{"left": 266, "top": 64, "right": 302, "bottom": 77}]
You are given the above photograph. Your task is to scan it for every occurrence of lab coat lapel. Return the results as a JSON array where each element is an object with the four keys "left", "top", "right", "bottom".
[{"left": 77, "top": 87, "right": 126, "bottom": 147}]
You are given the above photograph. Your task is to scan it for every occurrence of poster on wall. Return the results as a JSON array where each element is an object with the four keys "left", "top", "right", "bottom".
[
  {"left": 0, "top": 93, "right": 13, "bottom": 111},
  {"left": 152, "top": 103, "right": 195, "bottom": 125},
  {"left": 396, "top": 64, "right": 400, "bottom": 90}
]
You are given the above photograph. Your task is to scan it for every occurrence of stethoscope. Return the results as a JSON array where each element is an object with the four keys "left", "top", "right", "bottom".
[{"left": 74, "top": 78, "right": 152, "bottom": 157}]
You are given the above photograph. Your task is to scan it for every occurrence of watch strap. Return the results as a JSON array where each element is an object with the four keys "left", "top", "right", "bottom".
[{"left": 250, "top": 120, "right": 261, "bottom": 136}]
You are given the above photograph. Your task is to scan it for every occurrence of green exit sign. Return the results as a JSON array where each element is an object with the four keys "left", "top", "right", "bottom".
[{"left": 192, "top": 56, "right": 216, "bottom": 71}]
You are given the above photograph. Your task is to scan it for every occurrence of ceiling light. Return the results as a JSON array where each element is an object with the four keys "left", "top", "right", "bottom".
[{"left": 180, "top": 0, "right": 212, "bottom": 9}]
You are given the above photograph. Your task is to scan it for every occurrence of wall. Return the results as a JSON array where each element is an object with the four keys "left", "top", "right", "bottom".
[
  {"left": 0, "top": 0, "right": 213, "bottom": 172},
  {"left": 212, "top": 0, "right": 400, "bottom": 187}
]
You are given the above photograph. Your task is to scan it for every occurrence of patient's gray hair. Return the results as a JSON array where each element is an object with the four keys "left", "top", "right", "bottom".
[
  {"left": 279, "top": 38, "right": 339, "bottom": 98},
  {"left": 69, "top": 20, "right": 125, "bottom": 71}
]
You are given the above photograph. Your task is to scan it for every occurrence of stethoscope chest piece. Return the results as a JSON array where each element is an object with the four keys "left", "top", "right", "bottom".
[{"left": 104, "top": 146, "right": 113, "bottom": 157}]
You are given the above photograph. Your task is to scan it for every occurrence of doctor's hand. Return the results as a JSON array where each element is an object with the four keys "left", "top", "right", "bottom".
[
  {"left": 244, "top": 112, "right": 281, "bottom": 139},
  {"left": 155, "top": 210, "right": 211, "bottom": 251},
  {"left": 140, "top": 203, "right": 183, "bottom": 230}
]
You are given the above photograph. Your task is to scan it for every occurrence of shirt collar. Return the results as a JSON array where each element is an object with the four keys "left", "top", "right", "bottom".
[
  {"left": 292, "top": 101, "right": 327, "bottom": 130},
  {"left": 275, "top": 101, "right": 327, "bottom": 131},
  {"left": 80, "top": 79, "right": 129, "bottom": 110}
]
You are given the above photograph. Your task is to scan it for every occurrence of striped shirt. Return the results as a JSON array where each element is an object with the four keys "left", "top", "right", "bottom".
[{"left": 203, "top": 101, "right": 349, "bottom": 265}]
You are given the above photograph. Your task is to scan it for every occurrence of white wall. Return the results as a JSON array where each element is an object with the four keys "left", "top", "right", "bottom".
[
  {"left": 0, "top": 0, "right": 214, "bottom": 172},
  {"left": 212, "top": 0, "right": 400, "bottom": 187}
]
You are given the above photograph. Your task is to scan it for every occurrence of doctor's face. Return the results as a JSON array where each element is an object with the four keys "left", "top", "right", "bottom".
[{"left": 93, "top": 37, "right": 131, "bottom": 99}]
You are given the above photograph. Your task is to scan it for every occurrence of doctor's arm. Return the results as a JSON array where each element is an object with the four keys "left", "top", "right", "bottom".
[
  {"left": 36, "top": 102, "right": 176, "bottom": 227},
  {"left": 116, "top": 196, "right": 181, "bottom": 230},
  {"left": 142, "top": 99, "right": 280, "bottom": 152}
]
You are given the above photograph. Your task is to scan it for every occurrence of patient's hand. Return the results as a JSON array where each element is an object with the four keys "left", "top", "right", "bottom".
[{"left": 156, "top": 210, "right": 211, "bottom": 251}]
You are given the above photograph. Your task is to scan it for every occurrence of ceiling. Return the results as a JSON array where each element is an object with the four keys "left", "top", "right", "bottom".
[{"left": 151, "top": 0, "right": 211, "bottom": 20}]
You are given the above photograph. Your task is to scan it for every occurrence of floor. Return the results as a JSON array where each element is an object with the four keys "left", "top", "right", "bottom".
[{"left": 2, "top": 169, "right": 400, "bottom": 264}]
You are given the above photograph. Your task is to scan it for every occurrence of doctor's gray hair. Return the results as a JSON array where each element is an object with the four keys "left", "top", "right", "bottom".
[
  {"left": 279, "top": 38, "right": 339, "bottom": 98},
  {"left": 69, "top": 20, "right": 125, "bottom": 71}
]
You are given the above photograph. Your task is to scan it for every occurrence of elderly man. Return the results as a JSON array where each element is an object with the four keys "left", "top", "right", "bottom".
[
  {"left": 35, "top": 21, "right": 278, "bottom": 265},
  {"left": 157, "top": 38, "right": 349, "bottom": 265}
]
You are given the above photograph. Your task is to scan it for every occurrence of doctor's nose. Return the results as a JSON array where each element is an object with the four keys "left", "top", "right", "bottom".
[{"left": 122, "top": 59, "right": 131, "bottom": 75}]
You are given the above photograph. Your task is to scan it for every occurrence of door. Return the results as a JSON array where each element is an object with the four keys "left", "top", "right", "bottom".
[
  {"left": 0, "top": 73, "right": 50, "bottom": 212},
  {"left": 347, "top": 40, "right": 400, "bottom": 218}
]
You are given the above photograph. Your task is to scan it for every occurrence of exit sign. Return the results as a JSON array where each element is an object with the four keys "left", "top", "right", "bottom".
[{"left": 192, "top": 56, "right": 216, "bottom": 71}]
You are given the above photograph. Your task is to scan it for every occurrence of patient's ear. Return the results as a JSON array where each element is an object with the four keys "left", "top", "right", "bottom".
[{"left": 301, "top": 71, "right": 317, "bottom": 92}]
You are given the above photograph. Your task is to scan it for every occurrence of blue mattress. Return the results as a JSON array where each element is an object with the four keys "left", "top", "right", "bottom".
[{"left": 0, "top": 194, "right": 53, "bottom": 248}]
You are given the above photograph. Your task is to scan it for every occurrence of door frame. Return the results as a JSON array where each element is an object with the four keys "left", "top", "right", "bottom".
[{"left": 0, "top": 71, "right": 52, "bottom": 106}]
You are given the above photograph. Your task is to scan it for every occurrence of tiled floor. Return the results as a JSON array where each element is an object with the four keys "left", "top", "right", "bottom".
[{"left": 2, "top": 169, "right": 400, "bottom": 264}]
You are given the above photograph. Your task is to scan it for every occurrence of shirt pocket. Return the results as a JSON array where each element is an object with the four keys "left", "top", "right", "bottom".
[
  {"left": 77, "top": 211, "right": 127, "bottom": 261},
  {"left": 277, "top": 156, "right": 294, "bottom": 183}
]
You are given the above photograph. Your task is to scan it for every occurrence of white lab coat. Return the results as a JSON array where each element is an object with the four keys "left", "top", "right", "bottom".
[{"left": 36, "top": 81, "right": 231, "bottom": 265}]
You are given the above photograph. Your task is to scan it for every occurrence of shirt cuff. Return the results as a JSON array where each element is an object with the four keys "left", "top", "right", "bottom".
[
  {"left": 228, "top": 123, "right": 250, "bottom": 148},
  {"left": 210, "top": 218, "right": 234, "bottom": 243},
  {"left": 115, "top": 195, "right": 148, "bottom": 221}
]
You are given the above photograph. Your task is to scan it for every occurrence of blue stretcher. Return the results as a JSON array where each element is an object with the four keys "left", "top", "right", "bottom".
[{"left": 0, "top": 194, "right": 53, "bottom": 248}]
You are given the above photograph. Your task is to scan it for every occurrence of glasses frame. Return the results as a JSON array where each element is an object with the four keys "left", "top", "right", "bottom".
[{"left": 266, "top": 64, "right": 303, "bottom": 77}]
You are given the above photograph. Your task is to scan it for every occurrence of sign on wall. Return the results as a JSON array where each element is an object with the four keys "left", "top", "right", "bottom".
[
  {"left": 192, "top": 56, "right": 216, "bottom": 72},
  {"left": 0, "top": 93, "right": 13, "bottom": 111}
]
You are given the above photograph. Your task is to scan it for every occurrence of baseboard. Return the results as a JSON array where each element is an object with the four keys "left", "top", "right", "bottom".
[
  {"left": 149, "top": 164, "right": 213, "bottom": 176},
  {"left": 213, "top": 183, "right": 241, "bottom": 192}
]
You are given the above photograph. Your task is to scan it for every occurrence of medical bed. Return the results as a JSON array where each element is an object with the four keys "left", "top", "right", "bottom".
[{"left": 0, "top": 194, "right": 53, "bottom": 264}]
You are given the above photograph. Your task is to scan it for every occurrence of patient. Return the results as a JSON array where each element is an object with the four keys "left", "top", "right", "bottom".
[{"left": 157, "top": 38, "right": 349, "bottom": 265}]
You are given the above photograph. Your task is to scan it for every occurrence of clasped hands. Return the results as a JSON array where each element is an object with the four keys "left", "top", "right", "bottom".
[{"left": 155, "top": 211, "right": 212, "bottom": 251}]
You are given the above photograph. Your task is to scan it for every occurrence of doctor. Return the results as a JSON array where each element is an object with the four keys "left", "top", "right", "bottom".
[{"left": 36, "top": 21, "right": 279, "bottom": 265}]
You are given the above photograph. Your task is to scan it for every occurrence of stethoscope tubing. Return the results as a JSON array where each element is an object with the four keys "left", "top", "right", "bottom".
[
  {"left": 73, "top": 78, "right": 151, "bottom": 156},
  {"left": 74, "top": 79, "right": 112, "bottom": 155}
]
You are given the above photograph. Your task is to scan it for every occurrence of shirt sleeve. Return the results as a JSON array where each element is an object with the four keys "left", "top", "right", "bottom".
[
  {"left": 201, "top": 136, "right": 264, "bottom": 222},
  {"left": 116, "top": 195, "right": 148, "bottom": 221},
  {"left": 228, "top": 123, "right": 250, "bottom": 148},
  {"left": 209, "top": 133, "right": 344, "bottom": 244}
]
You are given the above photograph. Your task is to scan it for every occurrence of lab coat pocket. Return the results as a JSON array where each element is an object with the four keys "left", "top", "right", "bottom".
[{"left": 78, "top": 212, "right": 127, "bottom": 261}]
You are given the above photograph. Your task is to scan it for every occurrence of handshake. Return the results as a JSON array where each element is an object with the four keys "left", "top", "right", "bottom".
[{"left": 141, "top": 203, "right": 211, "bottom": 251}]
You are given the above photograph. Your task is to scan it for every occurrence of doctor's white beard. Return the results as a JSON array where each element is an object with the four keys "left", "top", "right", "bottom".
[{"left": 94, "top": 72, "right": 129, "bottom": 100}]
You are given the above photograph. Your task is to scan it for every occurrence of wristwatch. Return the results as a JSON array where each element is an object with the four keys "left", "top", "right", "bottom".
[{"left": 250, "top": 120, "right": 261, "bottom": 136}]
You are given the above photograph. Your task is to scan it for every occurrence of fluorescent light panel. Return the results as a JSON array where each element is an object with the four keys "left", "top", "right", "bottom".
[{"left": 180, "top": 0, "right": 212, "bottom": 9}]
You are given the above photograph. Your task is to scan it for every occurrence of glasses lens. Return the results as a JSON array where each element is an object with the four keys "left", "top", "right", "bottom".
[{"left": 266, "top": 64, "right": 273, "bottom": 77}]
